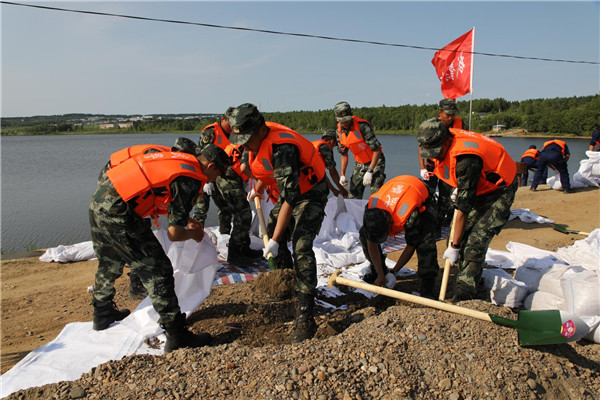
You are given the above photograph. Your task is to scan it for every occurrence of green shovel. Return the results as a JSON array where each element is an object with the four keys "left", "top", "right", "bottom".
[
  {"left": 552, "top": 223, "right": 591, "bottom": 236},
  {"left": 328, "top": 270, "right": 590, "bottom": 346}
]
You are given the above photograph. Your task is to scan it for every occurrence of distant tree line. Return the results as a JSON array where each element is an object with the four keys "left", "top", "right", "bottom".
[{"left": 1, "top": 95, "right": 598, "bottom": 136}]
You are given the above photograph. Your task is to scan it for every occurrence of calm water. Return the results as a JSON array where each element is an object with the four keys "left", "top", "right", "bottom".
[{"left": 0, "top": 133, "right": 591, "bottom": 252}]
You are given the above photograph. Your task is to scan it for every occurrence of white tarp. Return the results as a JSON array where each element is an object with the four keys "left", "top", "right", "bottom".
[
  {"left": 547, "top": 150, "right": 600, "bottom": 190},
  {"left": 1, "top": 231, "right": 220, "bottom": 398}
]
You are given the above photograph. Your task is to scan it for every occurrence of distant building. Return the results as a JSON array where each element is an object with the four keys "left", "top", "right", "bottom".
[
  {"left": 99, "top": 123, "right": 118, "bottom": 129},
  {"left": 492, "top": 124, "right": 507, "bottom": 132}
]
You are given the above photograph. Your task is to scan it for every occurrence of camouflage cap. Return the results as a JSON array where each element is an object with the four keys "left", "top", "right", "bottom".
[
  {"left": 417, "top": 118, "right": 449, "bottom": 159},
  {"left": 199, "top": 143, "right": 231, "bottom": 175},
  {"left": 322, "top": 129, "right": 337, "bottom": 141},
  {"left": 334, "top": 101, "right": 353, "bottom": 123},
  {"left": 228, "top": 103, "right": 265, "bottom": 145},
  {"left": 439, "top": 98, "right": 458, "bottom": 114},
  {"left": 172, "top": 137, "right": 197, "bottom": 155},
  {"left": 363, "top": 208, "right": 390, "bottom": 244}
]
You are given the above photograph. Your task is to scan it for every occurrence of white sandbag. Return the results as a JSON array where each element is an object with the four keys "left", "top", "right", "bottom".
[
  {"left": 482, "top": 269, "right": 528, "bottom": 308},
  {"left": 537, "top": 264, "right": 580, "bottom": 298},
  {"left": 39, "top": 241, "right": 96, "bottom": 263},
  {"left": 561, "top": 271, "right": 600, "bottom": 318},
  {"left": 523, "top": 291, "right": 566, "bottom": 311},
  {"left": 583, "top": 316, "right": 600, "bottom": 343},
  {"left": 514, "top": 265, "right": 550, "bottom": 293},
  {"left": 555, "top": 228, "right": 600, "bottom": 271}
]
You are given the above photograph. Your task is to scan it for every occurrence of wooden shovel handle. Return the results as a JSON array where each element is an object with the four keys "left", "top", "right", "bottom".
[
  {"left": 327, "top": 270, "right": 492, "bottom": 323},
  {"left": 254, "top": 197, "right": 276, "bottom": 270},
  {"left": 439, "top": 210, "right": 459, "bottom": 301}
]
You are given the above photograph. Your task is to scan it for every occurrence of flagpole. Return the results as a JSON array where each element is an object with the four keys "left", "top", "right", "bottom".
[{"left": 469, "top": 26, "right": 475, "bottom": 130}]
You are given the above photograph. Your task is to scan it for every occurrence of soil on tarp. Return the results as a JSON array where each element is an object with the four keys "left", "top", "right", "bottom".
[{"left": 2, "top": 186, "right": 599, "bottom": 399}]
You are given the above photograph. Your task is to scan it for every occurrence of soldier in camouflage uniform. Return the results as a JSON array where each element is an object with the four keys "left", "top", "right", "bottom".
[
  {"left": 417, "top": 119, "right": 517, "bottom": 301},
  {"left": 90, "top": 141, "right": 230, "bottom": 353},
  {"left": 193, "top": 109, "right": 262, "bottom": 265},
  {"left": 333, "top": 101, "right": 386, "bottom": 199},
  {"left": 98, "top": 138, "right": 198, "bottom": 300},
  {"left": 229, "top": 103, "right": 329, "bottom": 343},
  {"left": 314, "top": 129, "right": 348, "bottom": 198}
]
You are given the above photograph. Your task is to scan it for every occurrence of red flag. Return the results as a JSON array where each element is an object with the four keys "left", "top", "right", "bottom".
[{"left": 431, "top": 29, "right": 473, "bottom": 99}]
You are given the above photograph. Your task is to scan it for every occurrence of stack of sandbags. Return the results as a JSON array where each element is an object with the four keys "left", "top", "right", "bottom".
[{"left": 548, "top": 150, "right": 600, "bottom": 189}]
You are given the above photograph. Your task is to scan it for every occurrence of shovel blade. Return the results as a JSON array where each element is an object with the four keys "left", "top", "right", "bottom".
[{"left": 491, "top": 310, "right": 590, "bottom": 346}]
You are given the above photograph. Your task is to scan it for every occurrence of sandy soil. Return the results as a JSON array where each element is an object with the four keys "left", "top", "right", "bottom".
[{"left": 1, "top": 185, "right": 599, "bottom": 397}]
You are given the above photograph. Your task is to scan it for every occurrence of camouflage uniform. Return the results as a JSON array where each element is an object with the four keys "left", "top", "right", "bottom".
[
  {"left": 90, "top": 173, "right": 201, "bottom": 325},
  {"left": 266, "top": 143, "right": 329, "bottom": 295},
  {"left": 453, "top": 155, "right": 517, "bottom": 295},
  {"left": 337, "top": 120, "right": 386, "bottom": 199},
  {"left": 194, "top": 125, "right": 254, "bottom": 252},
  {"left": 316, "top": 142, "right": 336, "bottom": 170}
]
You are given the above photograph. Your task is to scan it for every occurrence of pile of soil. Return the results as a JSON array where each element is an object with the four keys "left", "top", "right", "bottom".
[{"left": 2, "top": 187, "right": 599, "bottom": 399}]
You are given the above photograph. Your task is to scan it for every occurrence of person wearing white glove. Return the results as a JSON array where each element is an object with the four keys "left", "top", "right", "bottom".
[
  {"left": 202, "top": 182, "right": 215, "bottom": 196},
  {"left": 263, "top": 238, "right": 279, "bottom": 258},
  {"left": 339, "top": 175, "right": 348, "bottom": 187},
  {"left": 419, "top": 168, "right": 429, "bottom": 181},
  {"left": 443, "top": 243, "right": 460, "bottom": 265},
  {"left": 362, "top": 169, "right": 373, "bottom": 186},
  {"left": 450, "top": 188, "right": 458, "bottom": 202}
]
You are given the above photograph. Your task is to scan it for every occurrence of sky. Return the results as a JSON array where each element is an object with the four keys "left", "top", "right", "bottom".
[{"left": 1, "top": 1, "right": 599, "bottom": 117}]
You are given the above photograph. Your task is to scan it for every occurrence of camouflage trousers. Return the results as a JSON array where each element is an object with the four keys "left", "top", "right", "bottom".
[
  {"left": 193, "top": 173, "right": 253, "bottom": 249},
  {"left": 425, "top": 173, "right": 454, "bottom": 228},
  {"left": 89, "top": 182, "right": 181, "bottom": 324},
  {"left": 348, "top": 155, "right": 386, "bottom": 199},
  {"left": 267, "top": 180, "right": 328, "bottom": 296},
  {"left": 454, "top": 179, "right": 517, "bottom": 294}
]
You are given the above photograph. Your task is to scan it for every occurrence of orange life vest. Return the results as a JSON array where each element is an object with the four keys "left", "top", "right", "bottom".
[
  {"left": 109, "top": 144, "right": 171, "bottom": 169},
  {"left": 337, "top": 116, "right": 382, "bottom": 164},
  {"left": 202, "top": 122, "right": 249, "bottom": 181},
  {"left": 543, "top": 140, "right": 567, "bottom": 156},
  {"left": 367, "top": 175, "right": 429, "bottom": 236},
  {"left": 248, "top": 122, "right": 326, "bottom": 194},
  {"left": 520, "top": 148, "right": 540, "bottom": 160},
  {"left": 433, "top": 129, "right": 516, "bottom": 196},
  {"left": 107, "top": 151, "right": 206, "bottom": 219},
  {"left": 265, "top": 183, "right": 280, "bottom": 204}
]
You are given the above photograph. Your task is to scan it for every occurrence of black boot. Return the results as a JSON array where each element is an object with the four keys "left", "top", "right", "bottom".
[
  {"left": 419, "top": 278, "right": 436, "bottom": 300},
  {"left": 291, "top": 292, "right": 317, "bottom": 343},
  {"left": 128, "top": 272, "right": 148, "bottom": 300},
  {"left": 227, "top": 246, "right": 263, "bottom": 266},
  {"left": 93, "top": 300, "right": 130, "bottom": 331},
  {"left": 161, "top": 313, "right": 212, "bottom": 354}
]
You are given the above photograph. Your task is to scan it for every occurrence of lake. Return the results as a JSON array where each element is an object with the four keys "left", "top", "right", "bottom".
[{"left": 0, "top": 132, "right": 591, "bottom": 252}]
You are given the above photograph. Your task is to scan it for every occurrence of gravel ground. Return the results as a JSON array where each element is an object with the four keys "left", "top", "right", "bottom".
[{"left": 7, "top": 269, "right": 599, "bottom": 400}]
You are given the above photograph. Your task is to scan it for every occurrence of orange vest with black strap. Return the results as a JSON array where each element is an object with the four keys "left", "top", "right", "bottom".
[
  {"left": 337, "top": 116, "right": 382, "bottom": 164},
  {"left": 109, "top": 144, "right": 171, "bottom": 169},
  {"left": 202, "top": 123, "right": 249, "bottom": 181},
  {"left": 543, "top": 140, "right": 567, "bottom": 156},
  {"left": 433, "top": 129, "right": 516, "bottom": 196},
  {"left": 367, "top": 175, "right": 429, "bottom": 236},
  {"left": 520, "top": 148, "right": 540, "bottom": 160},
  {"left": 249, "top": 122, "right": 326, "bottom": 194},
  {"left": 107, "top": 151, "right": 206, "bottom": 219}
]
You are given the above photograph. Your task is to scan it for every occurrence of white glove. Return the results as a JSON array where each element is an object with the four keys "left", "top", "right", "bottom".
[
  {"left": 247, "top": 188, "right": 258, "bottom": 202},
  {"left": 363, "top": 171, "right": 373, "bottom": 186},
  {"left": 420, "top": 169, "right": 429, "bottom": 181},
  {"left": 263, "top": 239, "right": 279, "bottom": 258},
  {"left": 203, "top": 182, "right": 215, "bottom": 196},
  {"left": 443, "top": 246, "right": 460, "bottom": 265},
  {"left": 450, "top": 188, "right": 458, "bottom": 202},
  {"left": 339, "top": 176, "right": 348, "bottom": 187}
]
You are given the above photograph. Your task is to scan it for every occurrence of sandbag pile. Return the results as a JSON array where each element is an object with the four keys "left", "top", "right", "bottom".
[{"left": 482, "top": 230, "right": 600, "bottom": 343}]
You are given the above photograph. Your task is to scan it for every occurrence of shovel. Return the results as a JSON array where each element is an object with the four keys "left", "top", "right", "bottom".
[
  {"left": 552, "top": 224, "right": 590, "bottom": 236},
  {"left": 438, "top": 211, "right": 458, "bottom": 301},
  {"left": 327, "top": 270, "right": 590, "bottom": 346},
  {"left": 254, "top": 196, "right": 277, "bottom": 270}
]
